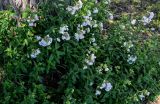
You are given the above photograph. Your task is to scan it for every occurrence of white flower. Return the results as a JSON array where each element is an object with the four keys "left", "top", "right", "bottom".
[
  {"left": 90, "top": 38, "right": 96, "bottom": 43},
  {"left": 127, "top": 55, "right": 137, "bottom": 64},
  {"left": 93, "top": 8, "right": 98, "bottom": 14},
  {"left": 149, "top": 12, "right": 154, "bottom": 20},
  {"left": 85, "top": 53, "right": 96, "bottom": 65},
  {"left": 142, "top": 16, "right": 151, "bottom": 25},
  {"left": 95, "top": 90, "right": 101, "bottom": 96},
  {"left": 99, "top": 22, "right": 103, "bottom": 31},
  {"left": 139, "top": 93, "right": 145, "bottom": 100},
  {"left": 28, "top": 22, "right": 35, "bottom": 27},
  {"left": 100, "top": 82, "right": 112, "bottom": 91},
  {"left": 92, "top": 20, "right": 98, "bottom": 28},
  {"left": 93, "top": 43, "right": 97, "bottom": 46},
  {"left": 62, "top": 32, "right": 70, "bottom": 40},
  {"left": 87, "top": 10, "right": 91, "bottom": 17},
  {"left": 35, "top": 35, "right": 42, "bottom": 41},
  {"left": 146, "top": 92, "right": 150, "bottom": 96},
  {"left": 123, "top": 41, "right": 134, "bottom": 52},
  {"left": 83, "top": 65, "right": 88, "bottom": 69},
  {"left": 56, "top": 38, "right": 61, "bottom": 42},
  {"left": 131, "top": 19, "right": 136, "bottom": 25},
  {"left": 142, "top": 12, "right": 154, "bottom": 25},
  {"left": 86, "top": 28, "right": 90, "bottom": 33},
  {"left": 103, "top": 64, "right": 109, "bottom": 71},
  {"left": 75, "top": 0, "right": 83, "bottom": 9},
  {"left": 39, "top": 35, "right": 53, "bottom": 47},
  {"left": 75, "top": 29, "right": 85, "bottom": 41},
  {"left": 75, "top": 33, "right": 84, "bottom": 41},
  {"left": 109, "top": 13, "right": 113, "bottom": 20},
  {"left": 82, "top": 13, "right": 92, "bottom": 27},
  {"left": 59, "top": 25, "right": 69, "bottom": 34},
  {"left": 82, "top": 21, "right": 91, "bottom": 26},
  {"left": 27, "top": 19, "right": 36, "bottom": 27},
  {"left": 31, "top": 49, "right": 41, "bottom": 58},
  {"left": 66, "top": 6, "right": 77, "bottom": 15},
  {"left": 66, "top": 0, "right": 83, "bottom": 15},
  {"left": 34, "top": 14, "right": 39, "bottom": 21},
  {"left": 151, "top": 27, "right": 155, "bottom": 31}
]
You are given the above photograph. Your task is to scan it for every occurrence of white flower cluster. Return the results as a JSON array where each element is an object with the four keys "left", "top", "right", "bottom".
[
  {"left": 93, "top": 7, "right": 99, "bottom": 14},
  {"left": 109, "top": 13, "right": 114, "bottom": 20},
  {"left": 139, "top": 91, "right": 150, "bottom": 100},
  {"left": 131, "top": 19, "right": 136, "bottom": 25},
  {"left": 59, "top": 25, "right": 70, "bottom": 41},
  {"left": 142, "top": 12, "right": 154, "bottom": 25},
  {"left": 123, "top": 41, "right": 134, "bottom": 52},
  {"left": 39, "top": 35, "right": 53, "bottom": 47},
  {"left": 66, "top": 0, "right": 83, "bottom": 15},
  {"left": 27, "top": 14, "right": 39, "bottom": 27},
  {"left": 95, "top": 82, "right": 113, "bottom": 96},
  {"left": 75, "top": 25, "right": 85, "bottom": 41},
  {"left": 123, "top": 41, "right": 137, "bottom": 64},
  {"left": 97, "top": 64, "right": 109, "bottom": 74},
  {"left": 127, "top": 55, "right": 137, "bottom": 64},
  {"left": 30, "top": 35, "right": 52, "bottom": 58},
  {"left": 30, "top": 49, "right": 41, "bottom": 58},
  {"left": 82, "top": 10, "right": 93, "bottom": 27},
  {"left": 85, "top": 53, "right": 96, "bottom": 66}
]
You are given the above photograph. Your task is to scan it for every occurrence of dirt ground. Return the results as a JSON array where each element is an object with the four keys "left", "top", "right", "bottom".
[{"left": 149, "top": 97, "right": 160, "bottom": 104}]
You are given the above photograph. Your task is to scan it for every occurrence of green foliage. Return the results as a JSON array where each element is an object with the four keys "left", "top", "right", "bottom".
[{"left": 0, "top": 0, "right": 160, "bottom": 104}]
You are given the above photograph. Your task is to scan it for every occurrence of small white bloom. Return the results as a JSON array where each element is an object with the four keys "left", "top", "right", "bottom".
[
  {"left": 151, "top": 28, "right": 155, "bottom": 31},
  {"left": 146, "top": 92, "right": 150, "bottom": 96},
  {"left": 92, "top": 20, "right": 98, "bottom": 28},
  {"left": 100, "top": 83, "right": 106, "bottom": 89},
  {"left": 95, "top": 90, "right": 101, "bottom": 96},
  {"left": 66, "top": 0, "right": 83, "bottom": 15},
  {"left": 86, "top": 28, "right": 90, "bottom": 33},
  {"left": 149, "top": 12, "right": 154, "bottom": 20},
  {"left": 131, "top": 19, "right": 136, "bottom": 25},
  {"left": 35, "top": 35, "right": 42, "bottom": 41},
  {"left": 34, "top": 14, "right": 39, "bottom": 21},
  {"left": 103, "top": 64, "right": 109, "bottom": 71},
  {"left": 31, "top": 49, "right": 41, "bottom": 58},
  {"left": 59, "top": 25, "right": 69, "bottom": 34},
  {"left": 127, "top": 55, "right": 137, "bottom": 64},
  {"left": 142, "top": 16, "right": 151, "bottom": 25},
  {"left": 76, "top": 0, "right": 83, "bottom": 9},
  {"left": 93, "top": 43, "right": 97, "bottom": 46},
  {"left": 29, "top": 22, "right": 35, "bottom": 27},
  {"left": 66, "top": 6, "right": 77, "bottom": 15},
  {"left": 99, "top": 22, "right": 103, "bottom": 30},
  {"left": 75, "top": 33, "right": 84, "bottom": 41},
  {"left": 39, "top": 35, "right": 53, "bottom": 47},
  {"left": 85, "top": 53, "right": 96, "bottom": 65},
  {"left": 87, "top": 10, "right": 91, "bottom": 17},
  {"left": 90, "top": 82, "right": 93, "bottom": 86},
  {"left": 139, "top": 94, "right": 145, "bottom": 100},
  {"left": 91, "top": 38, "right": 96, "bottom": 43},
  {"left": 62, "top": 32, "right": 70, "bottom": 40},
  {"left": 56, "top": 38, "right": 61, "bottom": 42},
  {"left": 109, "top": 13, "right": 113, "bottom": 20},
  {"left": 93, "top": 8, "right": 98, "bottom": 14},
  {"left": 27, "top": 19, "right": 36, "bottom": 27},
  {"left": 75, "top": 29, "right": 85, "bottom": 41},
  {"left": 100, "top": 82, "right": 112, "bottom": 91},
  {"left": 83, "top": 65, "right": 88, "bottom": 69}
]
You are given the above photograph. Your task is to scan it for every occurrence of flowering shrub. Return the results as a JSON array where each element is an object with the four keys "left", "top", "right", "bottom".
[{"left": 0, "top": 0, "right": 160, "bottom": 104}]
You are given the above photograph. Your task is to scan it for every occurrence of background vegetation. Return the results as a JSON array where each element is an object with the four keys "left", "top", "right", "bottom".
[{"left": 0, "top": 0, "right": 160, "bottom": 104}]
